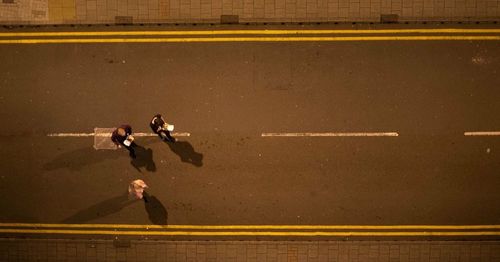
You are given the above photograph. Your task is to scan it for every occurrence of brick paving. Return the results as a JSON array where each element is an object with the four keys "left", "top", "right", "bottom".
[
  {"left": 1, "top": 0, "right": 499, "bottom": 261},
  {"left": 1, "top": 0, "right": 499, "bottom": 24},
  {"left": 1, "top": 238, "right": 500, "bottom": 261}
]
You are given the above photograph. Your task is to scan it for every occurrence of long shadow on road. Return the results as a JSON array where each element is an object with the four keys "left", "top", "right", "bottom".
[
  {"left": 61, "top": 192, "right": 168, "bottom": 225},
  {"left": 130, "top": 145, "right": 156, "bottom": 173},
  {"left": 166, "top": 140, "right": 203, "bottom": 167},
  {"left": 61, "top": 193, "right": 134, "bottom": 223},
  {"left": 43, "top": 147, "right": 122, "bottom": 171},
  {"left": 143, "top": 192, "right": 168, "bottom": 225},
  {"left": 43, "top": 144, "right": 157, "bottom": 173}
]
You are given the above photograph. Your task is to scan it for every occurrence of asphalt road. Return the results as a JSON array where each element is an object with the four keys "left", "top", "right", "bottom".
[{"left": 0, "top": 25, "right": 499, "bottom": 230}]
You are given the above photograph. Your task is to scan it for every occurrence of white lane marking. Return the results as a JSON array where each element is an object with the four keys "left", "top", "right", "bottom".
[
  {"left": 134, "top": 132, "right": 190, "bottom": 137},
  {"left": 47, "top": 133, "right": 94, "bottom": 137},
  {"left": 464, "top": 131, "right": 500, "bottom": 136},
  {"left": 47, "top": 132, "right": 190, "bottom": 137},
  {"left": 262, "top": 132, "right": 399, "bottom": 137}
]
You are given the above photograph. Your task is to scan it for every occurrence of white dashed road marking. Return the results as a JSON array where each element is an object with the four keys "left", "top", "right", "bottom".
[
  {"left": 47, "top": 132, "right": 191, "bottom": 137},
  {"left": 261, "top": 132, "right": 399, "bottom": 137},
  {"left": 464, "top": 131, "right": 500, "bottom": 136}
]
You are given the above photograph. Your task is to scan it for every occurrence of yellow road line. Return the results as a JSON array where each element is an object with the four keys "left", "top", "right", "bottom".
[
  {"left": 1, "top": 229, "right": 500, "bottom": 236},
  {"left": 2, "top": 223, "right": 500, "bottom": 230},
  {"left": 0, "top": 36, "right": 500, "bottom": 44},
  {"left": 1, "top": 29, "right": 500, "bottom": 37}
]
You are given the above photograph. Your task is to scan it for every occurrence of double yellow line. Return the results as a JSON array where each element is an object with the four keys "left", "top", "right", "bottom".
[
  {"left": 1, "top": 223, "right": 500, "bottom": 237},
  {"left": 0, "top": 28, "right": 500, "bottom": 44}
]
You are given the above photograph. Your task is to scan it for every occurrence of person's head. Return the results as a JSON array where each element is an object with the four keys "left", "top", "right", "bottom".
[{"left": 117, "top": 127, "right": 126, "bottom": 136}]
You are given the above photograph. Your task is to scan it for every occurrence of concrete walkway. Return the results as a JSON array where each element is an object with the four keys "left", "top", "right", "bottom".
[
  {"left": 0, "top": 0, "right": 499, "bottom": 25},
  {"left": 1, "top": 8, "right": 500, "bottom": 262},
  {"left": 2, "top": 238, "right": 500, "bottom": 261}
]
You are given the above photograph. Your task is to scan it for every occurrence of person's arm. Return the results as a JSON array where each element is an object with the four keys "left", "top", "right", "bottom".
[
  {"left": 111, "top": 133, "right": 121, "bottom": 146},
  {"left": 160, "top": 117, "right": 169, "bottom": 129}
]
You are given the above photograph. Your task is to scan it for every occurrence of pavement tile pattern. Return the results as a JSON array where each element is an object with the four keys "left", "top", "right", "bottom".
[
  {"left": 1, "top": 0, "right": 499, "bottom": 24},
  {"left": 94, "top": 128, "right": 118, "bottom": 150},
  {"left": 1, "top": 238, "right": 500, "bottom": 261}
]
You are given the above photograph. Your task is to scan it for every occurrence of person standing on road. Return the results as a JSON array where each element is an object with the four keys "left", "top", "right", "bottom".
[
  {"left": 111, "top": 124, "right": 137, "bottom": 158},
  {"left": 150, "top": 114, "right": 176, "bottom": 142},
  {"left": 128, "top": 179, "right": 148, "bottom": 200}
]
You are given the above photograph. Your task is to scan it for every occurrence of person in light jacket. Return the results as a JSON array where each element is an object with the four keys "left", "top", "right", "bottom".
[{"left": 129, "top": 179, "right": 148, "bottom": 200}]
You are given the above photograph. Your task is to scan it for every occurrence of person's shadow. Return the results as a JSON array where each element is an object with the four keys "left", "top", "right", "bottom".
[
  {"left": 130, "top": 144, "right": 156, "bottom": 173},
  {"left": 44, "top": 147, "right": 122, "bottom": 171},
  {"left": 61, "top": 193, "right": 134, "bottom": 223},
  {"left": 143, "top": 192, "right": 168, "bottom": 225},
  {"left": 165, "top": 140, "right": 203, "bottom": 167}
]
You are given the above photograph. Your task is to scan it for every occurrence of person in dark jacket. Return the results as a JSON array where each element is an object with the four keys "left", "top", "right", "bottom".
[
  {"left": 111, "top": 124, "right": 137, "bottom": 158},
  {"left": 150, "top": 114, "right": 175, "bottom": 142}
]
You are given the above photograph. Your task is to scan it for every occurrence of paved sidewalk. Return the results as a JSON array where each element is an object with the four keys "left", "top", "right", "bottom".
[
  {"left": 1, "top": 238, "right": 500, "bottom": 261},
  {"left": 0, "top": 0, "right": 499, "bottom": 25}
]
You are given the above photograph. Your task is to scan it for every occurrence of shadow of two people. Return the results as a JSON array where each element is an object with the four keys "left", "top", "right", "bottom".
[
  {"left": 43, "top": 139, "right": 203, "bottom": 173},
  {"left": 43, "top": 147, "right": 122, "bottom": 171},
  {"left": 42, "top": 145, "right": 156, "bottom": 173},
  {"left": 130, "top": 139, "right": 204, "bottom": 172}
]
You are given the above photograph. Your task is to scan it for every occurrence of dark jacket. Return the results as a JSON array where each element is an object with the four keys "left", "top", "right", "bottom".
[
  {"left": 111, "top": 125, "right": 132, "bottom": 145},
  {"left": 150, "top": 114, "right": 166, "bottom": 133}
]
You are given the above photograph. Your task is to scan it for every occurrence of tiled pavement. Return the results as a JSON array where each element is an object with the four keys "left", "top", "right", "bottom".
[
  {"left": 1, "top": 0, "right": 499, "bottom": 261},
  {"left": 0, "top": 0, "right": 499, "bottom": 25},
  {"left": 1, "top": 238, "right": 500, "bottom": 261}
]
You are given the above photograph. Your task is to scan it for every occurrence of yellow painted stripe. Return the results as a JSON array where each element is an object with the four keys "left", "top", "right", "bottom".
[
  {"left": 0, "top": 36, "right": 499, "bottom": 44},
  {"left": 2, "top": 223, "right": 500, "bottom": 230},
  {"left": 1, "top": 229, "right": 500, "bottom": 236},
  {"left": 1, "top": 29, "right": 500, "bottom": 37}
]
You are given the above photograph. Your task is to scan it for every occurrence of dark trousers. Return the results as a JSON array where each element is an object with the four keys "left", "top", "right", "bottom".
[
  {"left": 122, "top": 142, "right": 137, "bottom": 157},
  {"left": 157, "top": 130, "right": 175, "bottom": 142}
]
